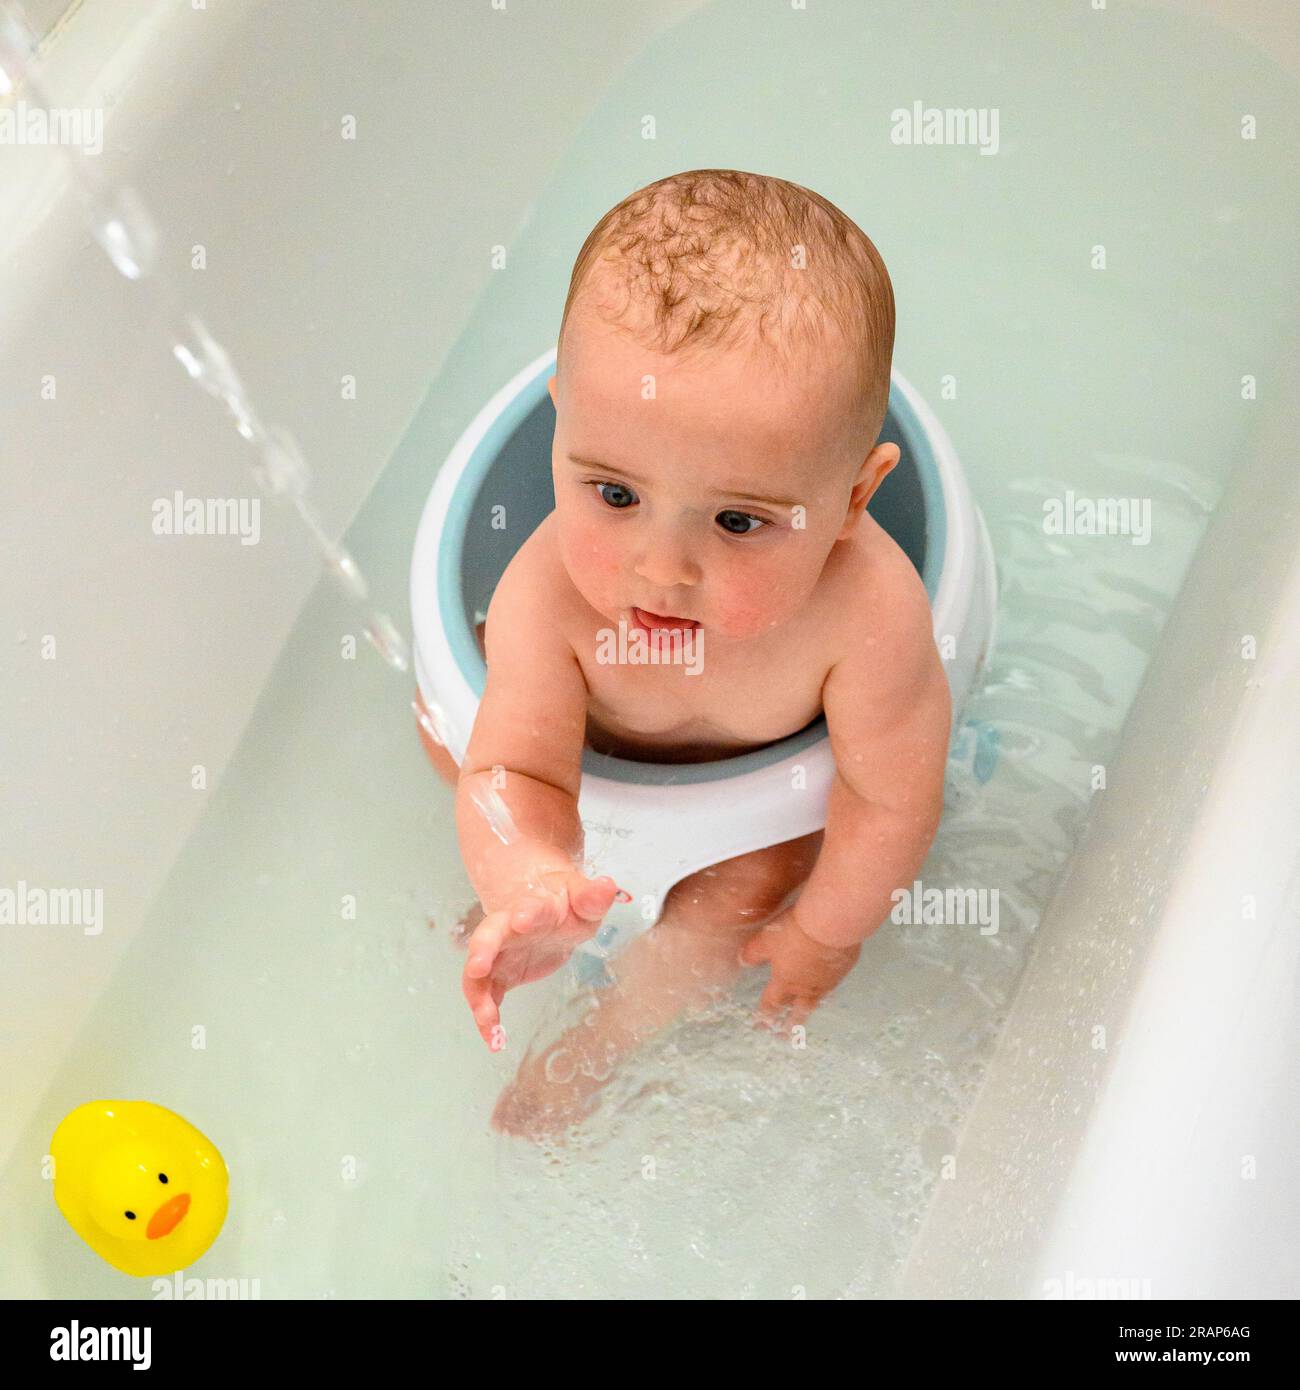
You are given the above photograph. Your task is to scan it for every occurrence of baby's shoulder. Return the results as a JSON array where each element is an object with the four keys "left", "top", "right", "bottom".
[
  {"left": 810, "top": 514, "right": 949, "bottom": 755},
  {"left": 486, "top": 511, "right": 580, "bottom": 630},
  {"left": 820, "top": 513, "right": 938, "bottom": 705},
  {"left": 834, "top": 513, "right": 932, "bottom": 643}
]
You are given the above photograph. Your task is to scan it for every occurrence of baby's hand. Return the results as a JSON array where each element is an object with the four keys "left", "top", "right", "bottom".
[
  {"left": 739, "top": 906, "right": 861, "bottom": 1030},
  {"left": 462, "top": 862, "right": 621, "bottom": 1049}
]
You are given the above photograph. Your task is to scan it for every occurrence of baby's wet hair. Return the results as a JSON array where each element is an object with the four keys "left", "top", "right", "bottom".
[{"left": 558, "top": 168, "right": 895, "bottom": 447}]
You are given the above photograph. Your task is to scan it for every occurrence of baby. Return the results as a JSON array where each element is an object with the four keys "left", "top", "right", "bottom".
[{"left": 416, "top": 169, "right": 951, "bottom": 1136}]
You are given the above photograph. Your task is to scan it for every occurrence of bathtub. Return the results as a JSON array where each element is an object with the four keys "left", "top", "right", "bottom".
[{"left": 2, "top": 0, "right": 1298, "bottom": 1299}]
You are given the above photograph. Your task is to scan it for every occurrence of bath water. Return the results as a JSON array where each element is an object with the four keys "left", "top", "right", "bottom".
[{"left": 2, "top": 0, "right": 1290, "bottom": 1299}]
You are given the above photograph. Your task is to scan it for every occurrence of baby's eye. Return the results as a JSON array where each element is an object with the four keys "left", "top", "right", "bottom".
[
  {"left": 716, "top": 509, "right": 765, "bottom": 536},
  {"left": 592, "top": 481, "right": 637, "bottom": 509}
]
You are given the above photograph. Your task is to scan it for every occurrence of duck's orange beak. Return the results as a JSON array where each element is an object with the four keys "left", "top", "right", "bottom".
[{"left": 147, "top": 1192, "right": 191, "bottom": 1240}]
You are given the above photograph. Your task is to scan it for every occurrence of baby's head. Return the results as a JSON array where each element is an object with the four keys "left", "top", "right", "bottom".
[{"left": 549, "top": 168, "right": 898, "bottom": 643}]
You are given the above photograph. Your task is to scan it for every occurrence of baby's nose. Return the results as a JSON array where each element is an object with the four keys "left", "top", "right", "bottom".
[{"left": 632, "top": 537, "right": 699, "bottom": 589}]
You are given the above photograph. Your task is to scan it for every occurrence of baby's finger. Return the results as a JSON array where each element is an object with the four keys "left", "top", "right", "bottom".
[
  {"left": 507, "top": 894, "right": 556, "bottom": 935},
  {"left": 461, "top": 969, "right": 500, "bottom": 1044},
  {"left": 464, "top": 908, "right": 513, "bottom": 979},
  {"left": 566, "top": 871, "right": 618, "bottom": 922},
  {"left": 486, "top": 984, "right": 509, "bottom": 1052},
  {"left": 755, "top": 977, "right": 794, "bottom": 1028}
]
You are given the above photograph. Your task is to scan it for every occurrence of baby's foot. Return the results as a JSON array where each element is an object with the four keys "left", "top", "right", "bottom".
[{"left": 490, "top": 1027, "right": 620, "bottom": 1140}]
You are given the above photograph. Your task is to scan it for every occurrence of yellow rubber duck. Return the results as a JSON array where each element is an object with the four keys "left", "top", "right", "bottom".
[{"left": 51, "top": 1101, "right": 228, "bottom": 1277}]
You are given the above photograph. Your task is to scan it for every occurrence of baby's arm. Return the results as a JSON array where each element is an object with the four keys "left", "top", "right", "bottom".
[
  {"left": 796, "top": 570, "right": 951, "bottom": 947},
  {"left": 456, "top": 544, "right": 588, "bottom": 906},
  {"left": 454, "top": 544, "right": 617, "bottom": 1044},
  {"left": 743, "top": 566, "right": 950, "bottom": 1023}
]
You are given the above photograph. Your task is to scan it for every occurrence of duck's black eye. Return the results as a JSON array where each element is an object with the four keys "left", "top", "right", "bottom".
[
  {"left": 158, "top": 1173, "right": 169, "bottom": 1184},
  {"left": 124, "top": 1211, "right": 136, "bottom": 1220}
]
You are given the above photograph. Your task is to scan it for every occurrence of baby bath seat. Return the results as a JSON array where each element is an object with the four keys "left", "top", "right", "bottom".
[{"left": 411, "top": 348, "right": 997, "bottom": 958}]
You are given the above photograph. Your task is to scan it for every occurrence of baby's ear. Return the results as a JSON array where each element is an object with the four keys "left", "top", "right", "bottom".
[
  {"left": 849, "top": 441, "right": 900, "bottom": 514},
  {"left": 872, "top": 440, "right": 901, "bottom": 480},
  {"left": 547, "top": 374, "right": 558, "bottom": 406}
]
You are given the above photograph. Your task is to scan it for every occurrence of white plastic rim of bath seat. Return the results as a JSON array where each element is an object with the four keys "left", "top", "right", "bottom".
[{"left": 410, "top": 347, "right": 997, "bottom": 951}]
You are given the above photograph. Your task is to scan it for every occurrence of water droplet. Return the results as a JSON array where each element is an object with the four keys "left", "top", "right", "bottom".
[
  {"left": 254, "top": 426, "right": 311, "bottom": 501},
  {"left": 83, "top": 185, "right": 157, "bottom": 280},
  {"left": 172, "top": 314, "right": 264, "bottom": 442},
  {"left": 364, "top": 611, "right": 410, "bottom": 671},
  {"left": 413, "top": 696, "right": 451, "bottom": 748},
  {"left": 466, "top": 779, "right": 520, "bottom": 848},
  {"left": 320, "top": 541, "right": 368, "bottom": 601}
]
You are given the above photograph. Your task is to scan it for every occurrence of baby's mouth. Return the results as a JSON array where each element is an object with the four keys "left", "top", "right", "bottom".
[{"left": 630, "top": 606, "right": 700, "bottom": 634}]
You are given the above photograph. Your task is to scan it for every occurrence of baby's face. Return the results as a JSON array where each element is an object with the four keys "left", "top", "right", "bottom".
[{"left": 549, "top": 300, "right": 888, "bottom": 644}]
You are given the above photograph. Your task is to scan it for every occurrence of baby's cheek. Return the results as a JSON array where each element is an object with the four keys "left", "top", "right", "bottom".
[
  {"left": 561, "top": 517, "right": 623, "bottom": 600},
  {"left": 712, "top": 579, "right": 780, "bottom": 639},
  {"left": 713, "top": 559, "right": 814, "bottom": 639},
  {"left": 583, "top": 526, "right": 624, "bottom": 586}
]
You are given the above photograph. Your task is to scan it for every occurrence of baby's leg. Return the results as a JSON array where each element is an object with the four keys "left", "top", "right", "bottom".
[
  {"left": 607, "top": 829, "right": 825, "bottom": 1023},
  {"left": 491, "top": 830, "right": 824, "bottom": 1137}
]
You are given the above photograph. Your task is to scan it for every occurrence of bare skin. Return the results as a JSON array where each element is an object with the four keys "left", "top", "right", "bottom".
[{"left": 424, "top": 287, "right": 952, "bottom": 1139}]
